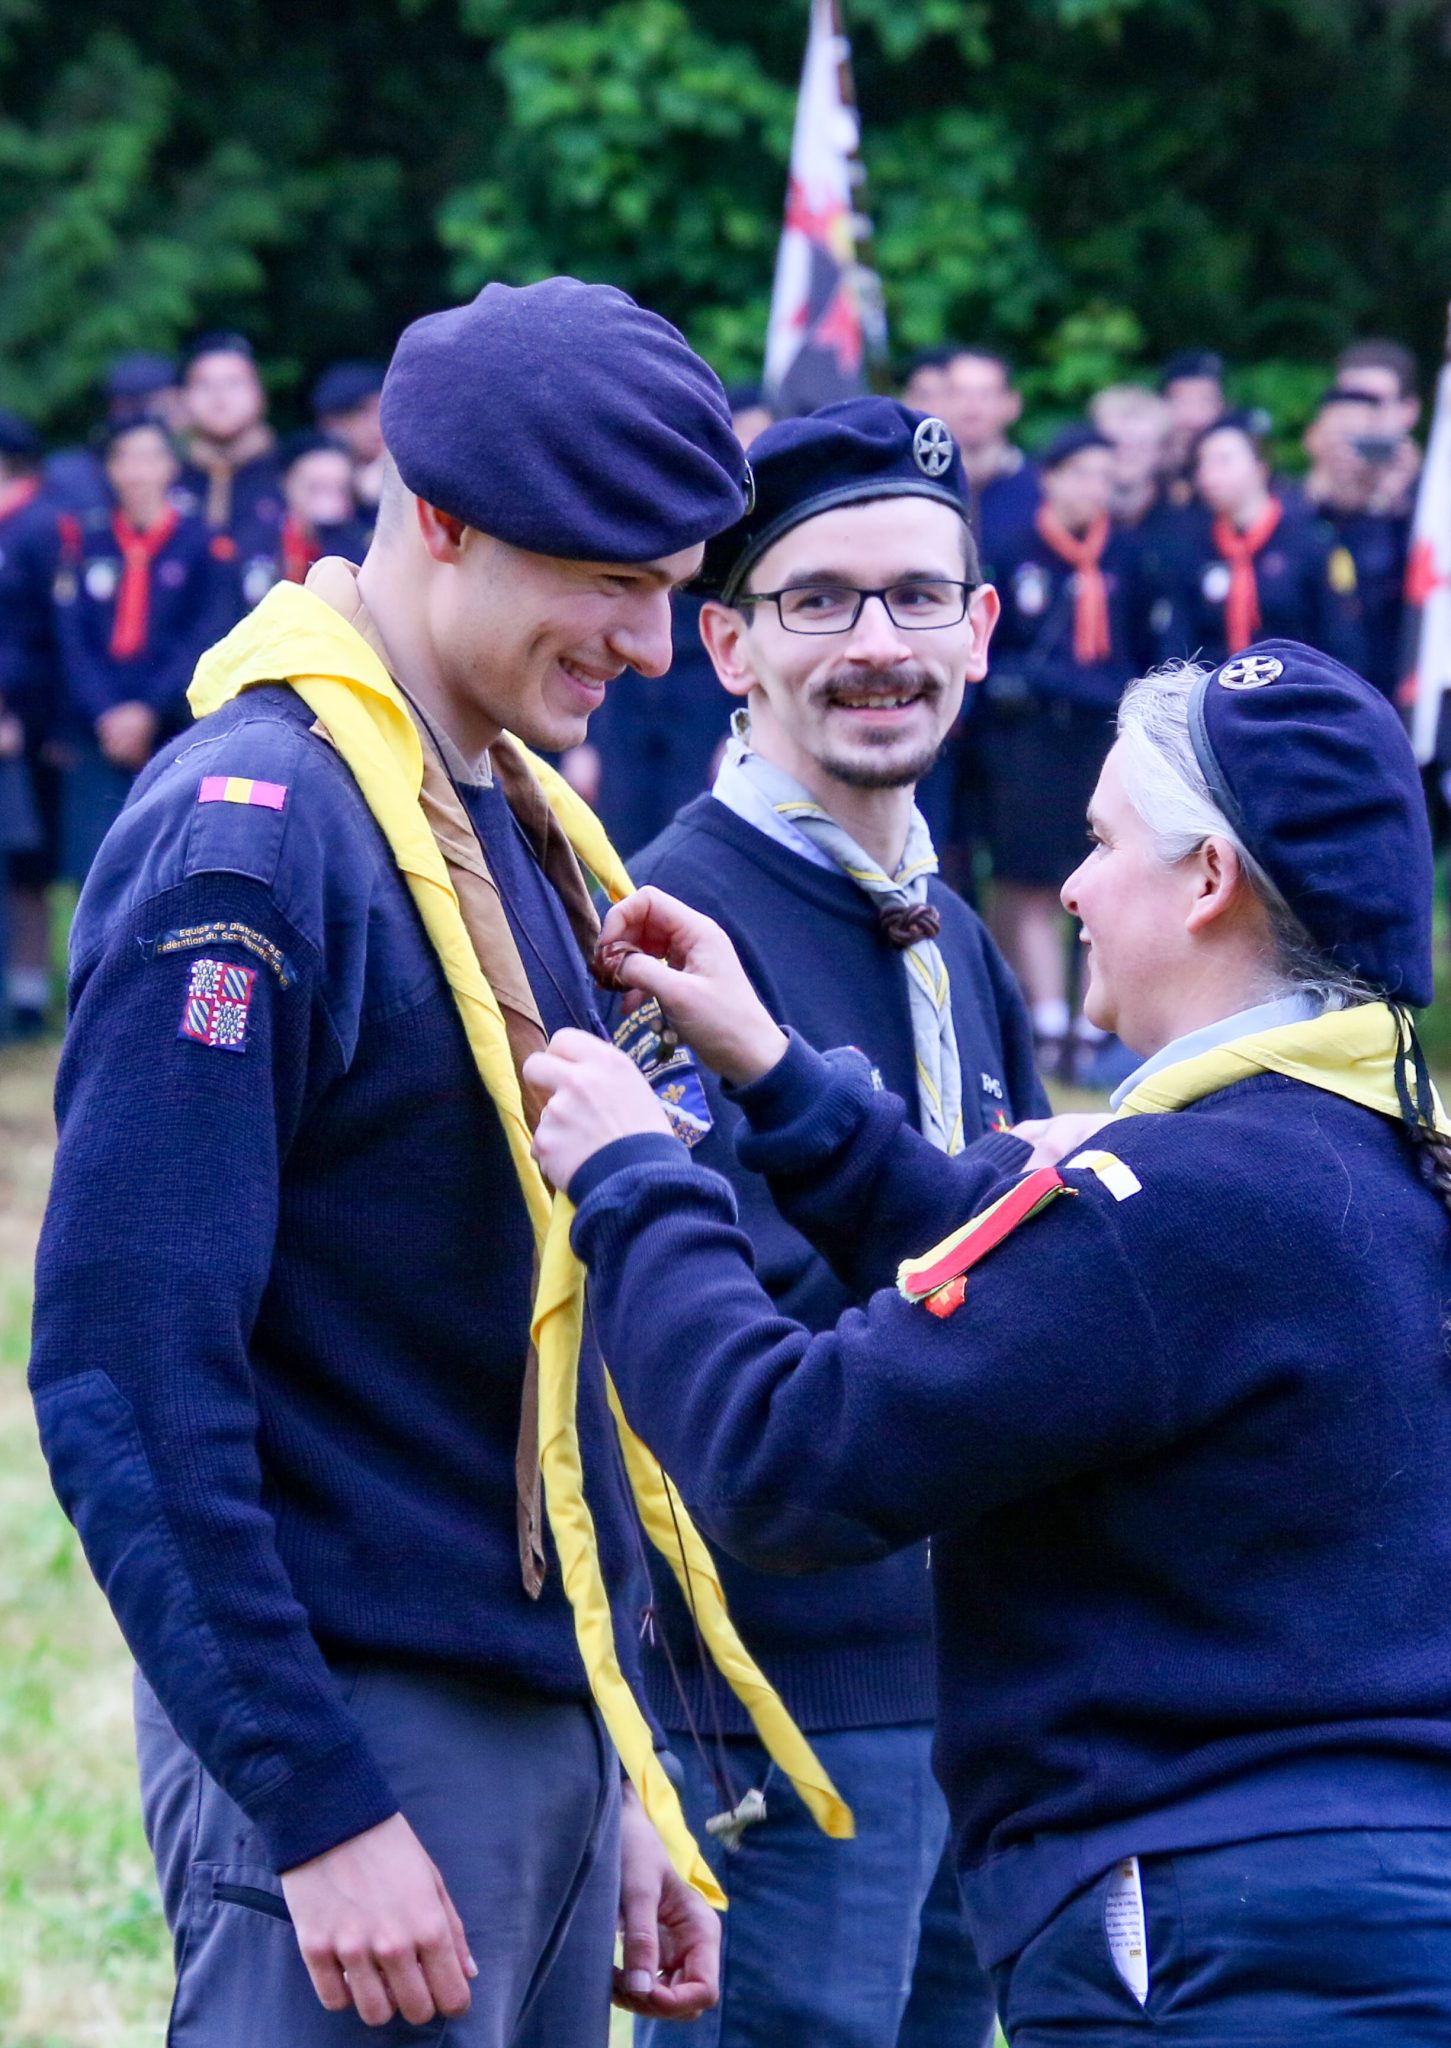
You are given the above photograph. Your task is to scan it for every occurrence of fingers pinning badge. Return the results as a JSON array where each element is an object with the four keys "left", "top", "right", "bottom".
[
  {"left": 912, "top": 416, "right": 954, "bottom": 479},
  {"left": 1217, "top": 654, "right": 1284, "bottom": 690}
]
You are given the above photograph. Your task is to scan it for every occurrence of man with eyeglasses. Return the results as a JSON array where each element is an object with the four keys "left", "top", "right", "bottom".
[{"left": 616, "top": 397, "right": 1048, "bottom": 2048}]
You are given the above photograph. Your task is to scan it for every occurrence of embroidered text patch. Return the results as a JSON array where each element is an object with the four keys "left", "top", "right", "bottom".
[
  {"left": 179, "top": 958, "right": 256, "bottom": 1052},
  {"left": 197, "top": 775, "right": 288, "bottom": 812}
]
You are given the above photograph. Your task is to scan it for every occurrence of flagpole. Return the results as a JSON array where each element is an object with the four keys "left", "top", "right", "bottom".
[
  {"left": 829, "top": 0, "right": 890, "bottom": 391},
  {"left": 1404, "top": 297, "right": 1451, "bottom": 764}
]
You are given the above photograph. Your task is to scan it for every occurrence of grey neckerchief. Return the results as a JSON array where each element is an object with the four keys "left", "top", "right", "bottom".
[{"left": 726, "top": 710, "right": 964, "bottom": 1153}]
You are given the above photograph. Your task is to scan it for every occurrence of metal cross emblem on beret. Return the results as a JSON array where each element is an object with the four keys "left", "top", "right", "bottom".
[
  {"left": 912, "top": 417, "right": 954, "bottom": 478},
  {"left": 1218, "top": 654, "right": 1284, "bottom": 690}
]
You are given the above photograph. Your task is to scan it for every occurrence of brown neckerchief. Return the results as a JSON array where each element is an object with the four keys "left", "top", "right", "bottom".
[{"left": 303, "top": 557, "right": 603, "bottom": 1596}]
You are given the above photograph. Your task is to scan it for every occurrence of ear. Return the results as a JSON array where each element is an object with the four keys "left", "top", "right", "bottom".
[
  {"left": 698, "top": 601, "right": 758, "bottom": 702},
  {"left": 415, "top": 498, "right": 467, "bottom": 564},
  {"left": 1184, "top": 836, "right": 1246, "bottom": 936},
  {"left": 1004, "top": 388, "right": 1024, "bottom": 429},
  {"left": 963, "top": 582, "right": 1000, "bottom": 684}
]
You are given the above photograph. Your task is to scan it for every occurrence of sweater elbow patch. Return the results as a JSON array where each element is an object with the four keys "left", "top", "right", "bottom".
[{"left": 32, "top": 1370, "right": 276, "bottom": 1809}]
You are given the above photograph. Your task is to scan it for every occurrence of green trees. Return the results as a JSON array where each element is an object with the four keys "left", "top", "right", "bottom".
[{"left": 1, "top": 0, "right": 1449, "bottom": 439}]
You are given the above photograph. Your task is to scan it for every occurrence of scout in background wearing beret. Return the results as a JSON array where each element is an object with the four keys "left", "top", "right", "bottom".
[
  {"left": 29, "top": 279, "right": 852, "bottom": 2045},
  {"left": 311, "top": 360, "right": 388, "bottom": 528},
  {"left": 52, "top": 415, "right": 233, "bottom": 883},
  {"left": 614, "top": 396, "right": 1045, "bottom": 2048},
  {"left": 976, "top": 423, "right": 1158, "bottom": 1080},
  {"left": 231, "top": 431, "right": 372, "bottom": 612},
  {"left": 0, "top": 410, "right": 65, "bottom": 1035},
  {"left": 1161, "top": 410, "right": 1367, "bottom": 674},
  {"left": 530, "top": 641, "right": 1451, "bottom": 2043}
]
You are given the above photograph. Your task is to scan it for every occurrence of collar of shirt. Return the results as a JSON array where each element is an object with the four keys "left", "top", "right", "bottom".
[
  {"left": 1109, "top": 991, "right": 1325, "bottom": 1110},
  {"left": 394, "top": 680, "right": 493, "bottom": 789},
  {"left": 711, "top": 752, "right": 839, "bottom": 873}
]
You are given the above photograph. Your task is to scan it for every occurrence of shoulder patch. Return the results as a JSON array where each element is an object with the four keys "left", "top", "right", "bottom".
[
  {"left": 198, "top": 774, "right": 288, "bottom": 812},
  {"left": 897, "top": 1165, "right": 1073, "bottom": 1317},
  {"left": 1065, "top": 1148, "right": 1142, "bottom": 1201}
]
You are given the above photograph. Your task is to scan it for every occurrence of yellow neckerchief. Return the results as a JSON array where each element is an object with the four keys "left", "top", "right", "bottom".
[
  {"left": 1113, "top": 999, "right": 1451, "bottom": 1133},
  {"left": 188, "top": 578, "right": 851, "bottom": 1905}
]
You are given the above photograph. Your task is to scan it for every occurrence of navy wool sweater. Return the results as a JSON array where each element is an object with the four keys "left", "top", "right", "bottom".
[
  {"left": 619, "top": 794, "right": 1044, "bottom": 1734},
  {"left": 571, "top": 1035, "right": 1451, "bottom": 1968},
  {"left": 30, "top": 686, "right": 645, "bottom": 1875}
]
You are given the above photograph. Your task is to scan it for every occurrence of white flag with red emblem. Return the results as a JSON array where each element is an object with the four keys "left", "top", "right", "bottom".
[
  {"left": 764, "top": 0, "right": 871, "bottom": 416},
  {"left": 1404, "top": 346, "right": 1451, "bottom": 764}
]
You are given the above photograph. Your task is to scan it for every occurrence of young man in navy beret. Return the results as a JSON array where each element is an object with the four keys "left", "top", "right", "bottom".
[
  {"left": 30, "top": 277, "right": 749, "bottom": 2045},
  {"left": 615, "top": 396, "right": 1051, "bottom": 2048}
]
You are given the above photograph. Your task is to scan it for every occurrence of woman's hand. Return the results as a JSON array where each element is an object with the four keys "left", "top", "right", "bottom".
[
  {"left": 524, "top": 1030, "right": 674, "bottom": 1193},
  {"left": 594, "top": 887, "right": 787, "bottom": 1087}
]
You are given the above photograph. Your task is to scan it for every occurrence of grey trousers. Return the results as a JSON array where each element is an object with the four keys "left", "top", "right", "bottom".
[{"left": 135, "top": 1663, "right": 621, "bottom": 2046}]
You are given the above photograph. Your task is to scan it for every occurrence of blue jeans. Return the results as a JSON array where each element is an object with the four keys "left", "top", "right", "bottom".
[
  {"left": 637, "top": 1724, "right": 996, "bottom": 2048},
  {"left": 990, "top": 1828, "right": 1451, "bottom": 2044}
]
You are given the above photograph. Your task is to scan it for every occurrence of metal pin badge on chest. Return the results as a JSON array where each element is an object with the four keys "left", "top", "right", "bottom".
[
  {"left": 85, "top": 560, "right": 119, "bottom": 602},
  {"left": 1217, "top": 654, "right": 1284, "bottom": 690},
  {"left": 1201, "top": 562, "right": 1232, "bottom": 604},
  {"left": 912, "top": 416, "right": 954, "bottom": 479}
]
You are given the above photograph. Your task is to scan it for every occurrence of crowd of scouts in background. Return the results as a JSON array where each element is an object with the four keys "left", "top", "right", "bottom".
[{"left": 0, "top": 328, "right": 1433, "bottom": 1075}]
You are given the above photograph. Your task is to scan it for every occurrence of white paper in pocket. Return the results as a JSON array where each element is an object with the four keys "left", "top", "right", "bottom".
[{"left": 1103, "top": 1855, "right": 1150, "bottom": 2005}]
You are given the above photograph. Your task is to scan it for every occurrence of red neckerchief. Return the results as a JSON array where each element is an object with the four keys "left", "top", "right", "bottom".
[
  {"left": 1035, "top": 505, "right": 1112, "bottom": 662},
  {"left": 109, "top": 507, "right": 180, "bottom": 660},
  {"left": 0, "top": 476, "right": 41, "bottom": 525},
  {"left": 1211, "top": 498, "right": 1283, "bottom": 654},
  {"left": 281, "top": 513, "right": 320, "bottom": 585}
]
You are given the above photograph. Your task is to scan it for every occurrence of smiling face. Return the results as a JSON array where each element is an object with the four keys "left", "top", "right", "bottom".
[
  {"left": 1061, "top": 744, "right": 1208, "bottom": 1050},
  {"left": 702, "top": 496, "right": 998, "bottom": 793},
  {"left": 424, "top": 527, "right": 702, "bottom": 754}
]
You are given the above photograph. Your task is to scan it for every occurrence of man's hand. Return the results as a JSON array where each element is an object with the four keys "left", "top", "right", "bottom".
[
  {"left": 525, "top": 1028, "right": 674, "bottom": 1191},
  {"left": 594, "top": 887, "right": 787, "bottom": 1087},
  {"left": 96, "top": 699, "right": 159, "bottom": 771},
  {"left": 280, "top": 1812, "right": 475, "bottom": 2028},
  {"left": 612, "top": 1783, "right": 720, "bottom": 2021},
  {"left": 1012, "top": 1110, "right": 1114, "bottom": 1171}
]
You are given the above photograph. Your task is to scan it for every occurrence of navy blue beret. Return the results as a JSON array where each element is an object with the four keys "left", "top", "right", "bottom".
[
  {"left": 312, "top": 361, "right": 385, "bottom": 418},
  {"left": 0, "top": 409, "right": 42, "bottom": 460},
  {"left": 105, "top": 352, "right": 177, "bottom": 400},
  {"left": 698, "top": 397, "right": 973, "bottom": 603},
  {"left": 380, "top": 278, "right": 746, "bottom": 564},
  {"left": 1160, "top": 348, "right": 1224, "bottom": 389},
  {"left": 278, "top": 429, "right": 350, "bottom": 473},
  {"left": 1040, "top": 423, "right": 1114, "bottom": 472},
  {"left": 1188, "top": 640, "right": 1434, "bottom": 1005}
]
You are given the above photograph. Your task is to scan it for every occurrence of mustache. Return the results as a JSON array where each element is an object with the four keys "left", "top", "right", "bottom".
[{"left": 809, "top": 665, "right": 941, "bottom": 705}]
